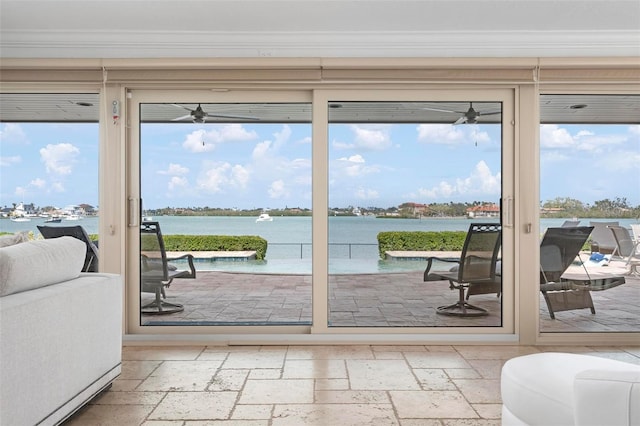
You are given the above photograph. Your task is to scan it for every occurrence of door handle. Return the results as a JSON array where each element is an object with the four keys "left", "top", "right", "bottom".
[
  {"left": 128, "top": 197, "right": 139, "bottom": 227},
  {"left": 504, "top": 197, "right": 513, "bottom": 228}
]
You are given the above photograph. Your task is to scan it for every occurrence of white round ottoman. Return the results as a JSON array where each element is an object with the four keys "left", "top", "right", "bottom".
[{"left": 501, "top": 352, "right": 640, "bottom": 426}]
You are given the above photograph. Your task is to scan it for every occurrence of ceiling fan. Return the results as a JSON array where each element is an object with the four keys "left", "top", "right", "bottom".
[
  {"left": 171, "top": 104, "right": 258, "bottom": 123},
  {"left": 422, "top": 102, "right": 501, "bottom": 125}
]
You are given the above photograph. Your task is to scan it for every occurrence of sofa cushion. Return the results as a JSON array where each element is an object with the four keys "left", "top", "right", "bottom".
[
  {"left": 501, "top": 352, "right": 640, "bottom": 426},
  {"left": 0, "top": 232, "right": 29, "bottom": 248},
  {"left": 0, "top": 236, "right": 86, "bottom": 296}
]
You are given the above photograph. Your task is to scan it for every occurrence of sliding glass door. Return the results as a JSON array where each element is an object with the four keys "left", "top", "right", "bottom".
[
  {"left": 323, "top": 96, "right": 511, "bottom": 329},
  {"left": 128, "top": 91, "right": 313, "bottom": 330},
  {"left": 127, "top": 88, "right": 515, "bottom": 336}
]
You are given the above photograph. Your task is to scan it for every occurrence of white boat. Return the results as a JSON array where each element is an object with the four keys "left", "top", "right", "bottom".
[
  {"left": 10, "top": 217, "right": 31, "bottom": 222},
  {"left": 256, "top": 213, "right": 273, "bottom": 222},
  {"left": 65, "top": 214, "right": 81, "bottom": 221}
]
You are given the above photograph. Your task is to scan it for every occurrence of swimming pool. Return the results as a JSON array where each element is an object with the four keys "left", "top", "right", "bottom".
[{"left": 171, "top": 257, "right": 443, "bottom": 274}]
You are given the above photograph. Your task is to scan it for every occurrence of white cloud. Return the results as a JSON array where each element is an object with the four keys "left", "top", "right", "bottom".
[
  {"left": 417, "top": 123, "right": 491, "bottom": 146},
  {"left": 183, "top": 124, "right": 258, "bottom": 153},
  {"left": 576, "top": 130, "right": 594, "bottom": 138},
  {"left": 273, "top": 124, "right": 291, "bottom": 148},
  {"left": 629, "top": 125, "right": 640, "bottom": 136},
  {"left": 417, "top": 124, "right": 465, "bottom": 144},
  {"left": 183, "top": 129, "right": 214, "bottom": 153},
  {"left": 39, "top": 143, "right": 79, "bottom": 175},
  {"left": 231, "top": 164, "right": 250, "bottom": 188},
  {"left": 252, "top": 140, "right": 272, "bottom": 160},
  {"left": 596, "top": 149, "right": 640, "bottom": 172},
  {"left": 333, "top": 125, "right": 392, "bottom": 151},
  {"left": 340, "top": 154, "right": 365, "bottom": 163},
  {"left": 168, "top": 176, "right": 188, "bottom": 190},
  {"left": 352, "top": 125, "right": 392, "bottom": 150},
  {"left": 541, "top": 151, "right": 569, "bottom": 163},
  {"left": 197, "top": 162, "right": 250, "bottom": 193},
  {"left": 158, "top": 163, "right": 189, "bottom": 175},
  {"left": 540, "top": 124, "right": 576, "bottom": 148},
  {"left": 336, "top": 154, "right": 380, "bottom": 177},
  {"left": 289, "top": 158, "right": 311, "bottom": 170},
  {"left": 0, "top": 123, "right": 27, "bottom": 143},
  {"left": 417, "top": 160, "right": 500, "bottom": 199},
  {"left": 268, "top": 179, "right": 290, "bottom": 199},
  {"left": 418, "top": 181, "right": 455, "bottom": 198},
  {"left": 51, "top": 182, "right": 65, "bottom": 192},
  {"left": 30, "top": 178, "right": 46, "bottom": 189},
  {"left": 14, "top": 186, "right": 27, "bottom": 197},
  {"left": 355, "top": 187, "right": 379, "bottom": 200},
  {"left": 0, "top": 155, "right": 21, "bottom": 167}
]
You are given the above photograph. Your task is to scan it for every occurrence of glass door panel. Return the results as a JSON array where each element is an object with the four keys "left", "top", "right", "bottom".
[
  {"left": 138, "top": 102, "right": 312, "bottom": 326},
  {"left": 539, "top": 94, "right": 640, "bottom": 333},
  {"left": 327, "top": 101, "right": 504, "bottom": 327}
]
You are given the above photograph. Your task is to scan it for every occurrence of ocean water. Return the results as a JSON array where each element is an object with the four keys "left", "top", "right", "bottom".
[{"left": 3, "top": 215, "right": 637, "bottom": 273}]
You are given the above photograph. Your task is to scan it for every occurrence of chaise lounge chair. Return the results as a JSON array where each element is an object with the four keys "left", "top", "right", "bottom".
[
  {"left": 588, "top": 221, "right": 619, "bottom": 254},
  {"left": 424, "top": 223, "right": 502, "bottom": 317},
  {"left": 539, "top": 226, "right": 625, "bottom": 319},
  {"left": 140, "top": 221, "right": 196, "bottom": 314},
  {"left": 38, "top": 225, "right": 99, "bottom": 272},
  {"left": 608, "top": 225, "right": 640, "bottom": 275}
]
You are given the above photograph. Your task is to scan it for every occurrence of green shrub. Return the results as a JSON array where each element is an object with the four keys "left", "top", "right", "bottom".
[
  {"left": 142, "top": 234, "right": 268, "bottom": 260},
  {"left": 377, "top": 231, "right": 466, "bottom": 259}
]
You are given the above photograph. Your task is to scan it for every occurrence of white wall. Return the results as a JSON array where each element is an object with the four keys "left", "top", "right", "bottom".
[{"left": 1, "top": 0, "right": 639, "bottom": 58}]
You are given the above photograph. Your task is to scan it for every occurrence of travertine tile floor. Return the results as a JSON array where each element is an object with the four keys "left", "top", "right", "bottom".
[{"left": 65, "top": 345, "right": 640, "bottom": 425}]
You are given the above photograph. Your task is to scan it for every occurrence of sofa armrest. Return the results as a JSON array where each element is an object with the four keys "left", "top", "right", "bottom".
[{"left": 574, "top": 369, "right": 640, "bottom": 426}]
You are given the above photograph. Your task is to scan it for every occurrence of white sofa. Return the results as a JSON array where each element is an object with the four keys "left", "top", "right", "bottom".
[
  {"left": 501, "top": 352, "right": 640, "bottom": 426},
  {"left": 0, "top": 236, "right": 123, "bottom": 426}
]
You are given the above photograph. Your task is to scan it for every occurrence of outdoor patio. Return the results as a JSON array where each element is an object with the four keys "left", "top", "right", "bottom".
[{"left": 141, "top": 262, "right": 639, "bottom": 332}]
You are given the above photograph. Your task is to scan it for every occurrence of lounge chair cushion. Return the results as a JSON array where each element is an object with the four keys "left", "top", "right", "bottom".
[{"left": 0, "top": 236, "right": 85, "bottom": 296}]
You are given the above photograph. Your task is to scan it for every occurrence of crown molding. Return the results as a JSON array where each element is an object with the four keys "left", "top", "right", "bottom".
[{"left": 1, "top": 30, "right": 639, "bottom": 59}]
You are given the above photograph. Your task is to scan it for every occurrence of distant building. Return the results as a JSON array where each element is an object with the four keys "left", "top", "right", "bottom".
[
  {"left": 400, "top": 202, "right": 430, "bottom": 217},
  {"left": 466, "top": 203, "right": 500, "bottom": 218}
]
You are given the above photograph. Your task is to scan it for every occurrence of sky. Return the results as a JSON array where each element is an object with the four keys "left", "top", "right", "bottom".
[{"left": 1, "top": 121, "right": 639, "bottom": 211}]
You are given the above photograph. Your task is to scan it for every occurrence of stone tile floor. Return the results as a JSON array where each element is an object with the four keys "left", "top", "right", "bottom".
[
  {"left": 141, "top": 268, "right": 639, "bottom": 332},
  {"left": 65, "top": 344, "right": 640, "bottom": 425}
]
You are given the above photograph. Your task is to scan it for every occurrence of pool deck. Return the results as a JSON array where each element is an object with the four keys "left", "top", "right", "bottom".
[
  {"left": 385, "top": 250, "right": 461, "bottom": 260},
  {"left": 141, "top": 260, "right": 639, "bottom": 332},
  {"left": 168, "top": 250, "right": 257, "bottom": 261}
]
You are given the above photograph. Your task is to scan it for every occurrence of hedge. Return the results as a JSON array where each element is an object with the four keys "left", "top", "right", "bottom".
[
  {"left": 377, "top": 231, "right": 467, "bottom": 259},
  {"left": 142, "top": 234, "right": 268, "bottom": 260}
]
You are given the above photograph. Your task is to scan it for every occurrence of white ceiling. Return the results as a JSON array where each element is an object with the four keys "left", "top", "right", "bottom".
[{"left": 1, "top": 0, "right": 639, "bottom": 58}]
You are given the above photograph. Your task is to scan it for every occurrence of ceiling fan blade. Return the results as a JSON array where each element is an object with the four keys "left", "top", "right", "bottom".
[
  {"left": 478, "top": 110, "right": 502, "bottom": 116},
  {"left": 171, "top": 114, "right": 193, "bottom": 121},
  {"left": 422, "top": 106, "right": 461, "bottom": 114},
  {"left": 171, "top": 103, "right": 195, "bottom": 112},
  {"left": 453, "top": 116, "right": 467, "bottom": 125},
  {"left": 207, "top": 113, "right": 260, "bottom": 120}
]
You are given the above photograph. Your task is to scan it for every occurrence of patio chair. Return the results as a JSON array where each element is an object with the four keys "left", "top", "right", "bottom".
[
  {"left": 140, "top": 221, "right": 196, "bottom": 314},
  {"left": 561, "top": 220, "right": 580, "bottom": 227},
  {"left": 539, "top": 226, "right": 594, "bottom": 319},
  {"left": 608, "top": 225, "right": 640, "bottom": 275},
  {"left": 424, "top": 223, "right": 501, "bottom": 317},
  {"left": 588, "top": 221, "right": 619, "bottom": 254},
  {"left": 631, "top": 224, "right": 640, "bottom": 242},
  {"left": 37, "top": 225, "right": 99, "bottom": 272}
]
